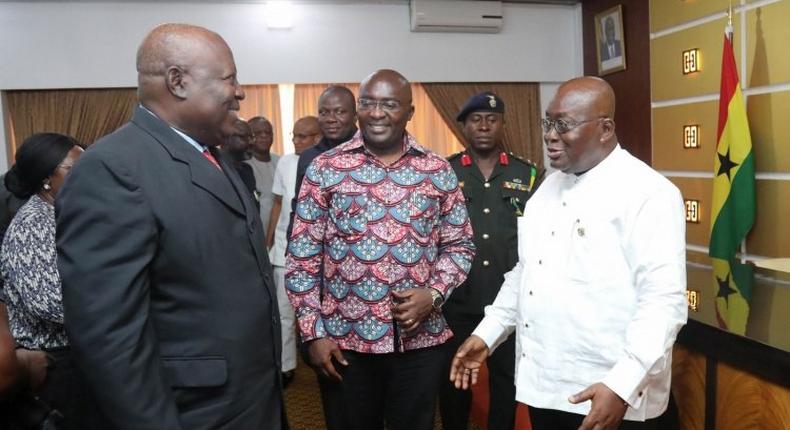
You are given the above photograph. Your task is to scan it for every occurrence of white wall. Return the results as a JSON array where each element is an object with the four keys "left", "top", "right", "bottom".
[{"left": 0, "top": 1, "right": 583, "bottom": 165}]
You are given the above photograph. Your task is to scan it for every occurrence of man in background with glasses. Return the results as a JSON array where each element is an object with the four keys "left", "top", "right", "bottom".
[
  {"left": 266, "top": 115, "right": 322, "bottom": 388},
  {"left": 286, "top": 69, "right": 475, "bottom": 430},
  {"left": 450, "top": 77, "right": 686, "bottom": 430}
]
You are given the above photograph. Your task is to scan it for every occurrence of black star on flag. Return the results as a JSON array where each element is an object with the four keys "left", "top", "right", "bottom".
[
  {"left": 716, "top": 272, "right": 736, "bottom": 307},
  {"left": 717, "top": 147, "right": 739, "bottom": 181}
]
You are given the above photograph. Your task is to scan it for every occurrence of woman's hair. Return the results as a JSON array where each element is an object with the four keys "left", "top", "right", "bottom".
[{"left": 4, "top": 133, "right": 81, "bottom": 199}]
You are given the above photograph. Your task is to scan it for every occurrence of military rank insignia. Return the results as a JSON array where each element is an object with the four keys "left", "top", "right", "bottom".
[{"left": 502, "top": 180, "right": 530, "bottom": 192}]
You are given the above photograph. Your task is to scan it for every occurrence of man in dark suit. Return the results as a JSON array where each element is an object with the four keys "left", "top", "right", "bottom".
[
  {"left": 600, "top": 16, "right": 622, "bottom": 61},
  {"left": 56, "top": 23, "right": 283, "bottom": 430}
]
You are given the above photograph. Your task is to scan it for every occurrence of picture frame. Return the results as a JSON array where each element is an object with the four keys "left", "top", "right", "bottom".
[{"left": 595, "top": 5, "right": 627, "bottom": 75}]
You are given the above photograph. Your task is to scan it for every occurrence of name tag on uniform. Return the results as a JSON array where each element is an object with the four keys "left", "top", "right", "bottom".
[{"left": 503, "top": 181, "right": 529, "bottom": 192}]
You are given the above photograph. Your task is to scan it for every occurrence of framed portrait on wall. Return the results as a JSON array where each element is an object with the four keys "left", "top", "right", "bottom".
[{"left": 595, "top": 5, "right": 627, "bottom": 75}]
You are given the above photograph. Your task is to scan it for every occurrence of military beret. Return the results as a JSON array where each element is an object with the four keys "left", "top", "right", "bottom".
[{"left": 456, "top": 91, "right": 505, "bottom": 122}]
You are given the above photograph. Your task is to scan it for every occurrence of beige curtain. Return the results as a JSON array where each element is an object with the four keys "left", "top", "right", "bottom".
[
  {"left": 293, "top": 83, "right": 359, "bottom": 121},
  {"left": 5, "top": 88, "right": 137, "bottom": 157},
  {"left": 422, "top": 83, "right": 543, "bottom": 168},
  {"left": 407, "top": 83, "right": 463, "bottom": 157},
  {"left": 292, "top": 83, "right": 462, "bottom": 157},
  {"left": 239, "top": 84, "right": 283, "bottom": 155}
]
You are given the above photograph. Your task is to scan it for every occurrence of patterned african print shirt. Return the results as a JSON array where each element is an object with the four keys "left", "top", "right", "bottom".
[
  {"left": 0, "top": 194, "right": 68, "bottom": 349},
  {"left": 285, "top": 132, "right": 475, "bottom": 354}
]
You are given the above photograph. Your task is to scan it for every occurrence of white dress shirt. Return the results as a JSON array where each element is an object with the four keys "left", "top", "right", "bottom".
[
  {"left": 269, "top": 153, "right": 299, "bottom": 267},
  {"left": 473, "top": 145, "right": 687, "bottom": 421}
]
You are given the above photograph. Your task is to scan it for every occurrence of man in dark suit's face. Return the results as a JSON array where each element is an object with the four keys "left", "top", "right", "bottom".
[
  {"left": 137, "top": 28, "right": 246, "bottom": 148},
  {"left": 179, "top": 40, "right": 245, "bottom": 147}
]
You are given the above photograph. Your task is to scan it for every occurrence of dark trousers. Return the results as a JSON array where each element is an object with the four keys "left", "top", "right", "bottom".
[
  {"left": 439, "top": 313, "right": 516, "bottom": 430},
  {"left": 314, "top": 345, "right": 447, "bottom": 430},
  {"left": 39, "top": 347, "right": 108, "bottom": 430},
  {"left": 528, "top": 400, "right": 679, "bottom": 430}
]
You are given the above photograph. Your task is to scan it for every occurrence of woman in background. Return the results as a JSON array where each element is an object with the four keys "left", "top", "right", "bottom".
[{"left": 0, "top": 133, "right": 103, "bottom": 429}]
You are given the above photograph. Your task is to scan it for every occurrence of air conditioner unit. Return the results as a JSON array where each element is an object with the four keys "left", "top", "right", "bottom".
[{"left": 410, "top": 0, "right": 503, "bottom": 34}]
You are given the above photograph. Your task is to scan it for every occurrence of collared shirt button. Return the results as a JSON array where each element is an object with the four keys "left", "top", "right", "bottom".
[
  {"left": 521, "top": 353, "right": 526, "bottom": 357},
  {"left": 484, "top": 182, "right": 491, "bottom": 188},
  {"left": 482, "top": 260, "right": 490, "bottom": 266},
  {"left": 551, "top": 231, "right": 555, "bottom": 236},
  {"left": 562, "top": 202, "right": 567, "bottom": 206},
  {"left": 525, "top": 322, "right": 529, "bottom": 328},
  {"left": 529, "top": 290, "right": 533, "bottom": 295},
  {"left": 483, "top": 208, "right": 490, "bottom": 214},
  {"left": 482, "top": 233, "right": 490, "bottom": 240},
  {"left": 638, "top": 391, "right": 643, "bottom": 396},
  {"left": 538, "top": 259, "right": 542, "bottom": 265}
]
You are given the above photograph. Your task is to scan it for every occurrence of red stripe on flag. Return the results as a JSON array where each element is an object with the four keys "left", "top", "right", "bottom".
[{"left": 716, "top": 35, "right": 739, "bottom": 142}]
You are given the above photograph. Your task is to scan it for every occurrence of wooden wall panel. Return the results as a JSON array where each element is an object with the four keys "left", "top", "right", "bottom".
[
  {"left": 650, "top": 0, "right": 730, "bottom": 33},
  {"left": 671, "top": 345, "right": 705, "bottom": 430},
  {"left": 747, "top": 91, "right": 790, "bottom": 172},
  {"left": 583, "top": 0, "right": 651, "bottom": 165},
  {"left": 717, "top": 362, "right": 790, "bottom": 430},
  {"left": 651, "top": 17, "right": 742, "bottom": 102},
  {"left": 652, "top": 101, "right": 717, "bottom": 171},
  {"left": 746, "top": 1, "right": 790, "bottom": 87}
]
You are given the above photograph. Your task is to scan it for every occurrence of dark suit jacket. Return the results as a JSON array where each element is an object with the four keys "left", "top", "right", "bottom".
[
  {"left": 56, "top": 107, "right": 282, "bottom": 430},
  {"left": 600, "top": 39, "right": 622, "bottom": 61}
]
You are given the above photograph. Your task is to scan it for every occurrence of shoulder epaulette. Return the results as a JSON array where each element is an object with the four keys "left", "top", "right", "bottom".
[
  {"left": 507, "top": 152, "right": 536, "bottom": 167},
  {"left": 447, "top": 152, "right": 464, "bottom": 162}
]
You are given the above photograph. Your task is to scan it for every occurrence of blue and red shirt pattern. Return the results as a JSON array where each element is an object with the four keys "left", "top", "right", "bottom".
[{"left": 285, "top": 132, "right": 475, "bottom": 353}]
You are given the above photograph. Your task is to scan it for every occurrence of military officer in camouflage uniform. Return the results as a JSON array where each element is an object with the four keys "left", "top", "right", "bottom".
[{"left": 440, "top": 91, "right": 539, "bottom": 430}]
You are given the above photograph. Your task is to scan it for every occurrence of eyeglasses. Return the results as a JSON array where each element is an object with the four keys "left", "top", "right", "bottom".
[
  {"left": 541, "top": 117, "right": 606, "bottom": 134},
  {"left": 357, "top": 98, "right": 403, "bottom": 113}
]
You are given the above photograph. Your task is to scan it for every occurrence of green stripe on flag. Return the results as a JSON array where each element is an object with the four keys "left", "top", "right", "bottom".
[{"left": 710, "top": 151, "right": 756, "bottom": 259}]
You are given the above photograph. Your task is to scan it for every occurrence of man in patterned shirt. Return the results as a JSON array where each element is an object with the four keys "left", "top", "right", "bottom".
[{"left": 285, "top": 69, "right": 475, "bottom": 430}]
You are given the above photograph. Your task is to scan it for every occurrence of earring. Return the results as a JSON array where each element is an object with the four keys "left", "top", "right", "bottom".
[{"left": 43, "top": 183, "right": 52, "bottom": 191}]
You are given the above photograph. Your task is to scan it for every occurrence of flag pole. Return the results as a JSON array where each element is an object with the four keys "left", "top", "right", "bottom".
[{"left": 726, "top": 0, "right": 748, "bottom": 264}]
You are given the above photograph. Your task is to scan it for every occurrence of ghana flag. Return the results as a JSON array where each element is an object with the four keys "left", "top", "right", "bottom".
[{"left": 709, "top": 26, "right": 756, "bottom": 335}]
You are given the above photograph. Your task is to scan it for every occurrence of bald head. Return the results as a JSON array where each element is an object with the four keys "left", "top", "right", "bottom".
[
  {"left": 360, "top": 69, "right": 412, "bottom": 105},
  {"left": 137, "top": 24, "right": 227, "bottom": 93},
  {"left": 357, "top": 69, "right": 415, "bottom": 155},
  {"left": 319, "top": 86, "right": 356, "bottom": 109},
  {"left": 555, "top": 76, "right": 616, "bottom": 119},
  {"left": 134, "top": 23, "right": 244, "bottom": 147},
  {"left": 544, "top": 76, "right": 617, "bottom": 174},
  {"left": 292, "top": 116, "right": 321, "bottom": 155}
]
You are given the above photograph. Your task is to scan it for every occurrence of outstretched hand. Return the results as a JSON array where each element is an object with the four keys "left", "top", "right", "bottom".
[
  {"left": 568, "top": 382, "right": 628, "bottom": 430},
  {"left": 449, "top": 335, "right": 489, "bottom": 390}
]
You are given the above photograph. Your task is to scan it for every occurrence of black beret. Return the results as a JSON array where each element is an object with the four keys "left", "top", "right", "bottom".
[{"left": 456, "top": 91, "right": 505, "bottom": 122}]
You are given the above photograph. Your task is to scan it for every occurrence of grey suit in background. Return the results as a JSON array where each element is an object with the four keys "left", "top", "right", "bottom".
[{"left": 55, "top": 24, "right": 282, "bottom": 430}]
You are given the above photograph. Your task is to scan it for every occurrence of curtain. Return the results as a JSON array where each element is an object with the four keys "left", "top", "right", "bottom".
[
  {"left": 407, "top": 83, "right": 463, "bottom": 157},
  {"left": 5, "top": 88, "right": 137, "bottom": 156},
  {"left": 293, "top": 83, "right": 462, "bottom": 157},
  {"left": 422, "top": 83, "right": 543, "bottom": 169},
  {"left": 239, "top": 84, "right": 283, "bottom": 155}
]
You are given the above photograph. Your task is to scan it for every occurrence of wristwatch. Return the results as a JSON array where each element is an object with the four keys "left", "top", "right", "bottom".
[{"left": 428, "top": 288, "right": 444, "bottom": 310}]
